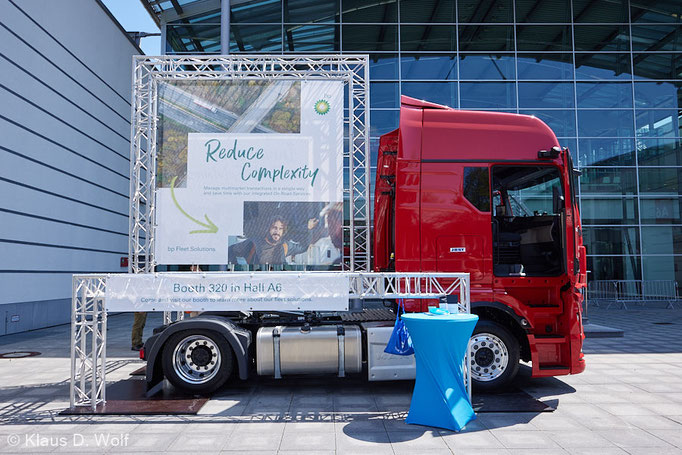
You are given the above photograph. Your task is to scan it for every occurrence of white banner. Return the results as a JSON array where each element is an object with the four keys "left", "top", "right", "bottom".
[
  {"left": 105, "top": 273, "right": 349, "bottom": 312},
  {"left": 154, "top": 80, "right": 344, "bottom": 265}
]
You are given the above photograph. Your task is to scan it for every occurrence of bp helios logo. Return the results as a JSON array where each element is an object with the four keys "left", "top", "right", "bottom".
[{"left": 314, "top": 99, "right": 330, "bottom": 115}]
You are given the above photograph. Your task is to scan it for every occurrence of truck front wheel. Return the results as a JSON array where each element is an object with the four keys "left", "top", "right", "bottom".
[
  {"left": 470, "top": 320, "right": 520, "bottom": 391},
  {"left": 161, "top": 330, "right": 233, "bottom": 395}
]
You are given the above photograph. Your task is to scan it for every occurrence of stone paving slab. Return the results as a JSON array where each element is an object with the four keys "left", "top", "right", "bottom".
[{"left": 0, "top": 309, "right": 681, "bottom": 453}]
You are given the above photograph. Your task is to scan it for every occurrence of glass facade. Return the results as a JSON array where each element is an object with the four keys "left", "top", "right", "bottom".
[{"left": 157, "top": 0, "right": 682, "bottom": 284}]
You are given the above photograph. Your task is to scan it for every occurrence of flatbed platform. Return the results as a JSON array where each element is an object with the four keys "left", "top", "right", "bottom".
[{"left": 340, "top": 308, "right": 396, "bottom": 322}]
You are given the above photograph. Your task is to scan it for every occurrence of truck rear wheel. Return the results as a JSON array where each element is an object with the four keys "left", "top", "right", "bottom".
[
  {"left": 162, "top": 330, "right": 233, "bottom": 395},
  {"left": 470, "top": 320, "right": 520, "bottom": 391}
]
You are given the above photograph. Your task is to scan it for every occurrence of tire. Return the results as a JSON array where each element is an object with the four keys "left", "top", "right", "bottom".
[
  {"left": 470, "top": 320, "right": 520, "bottom": 392},
  {"left": 161, "top": 329, "right": 233, "bottom": 395}
]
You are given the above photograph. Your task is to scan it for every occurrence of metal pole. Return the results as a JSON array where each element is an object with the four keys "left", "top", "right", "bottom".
[
  {"left": 347, "top": 76, "right": 355, "bottom": 271},
  {"left": 464, "top": 277, "right": 472, "bottom": 401},
  {"left": 464, "top": 342, "right": 471, "bottom": 401},
  {"left": 148, "top": 78, "right": 159, "bottom": 272},
  {"left": 583, "top": 270, "right": 590, "bottom": 323},
  {"left": 127, "top": 58, "right": 136, "bottom": 273},
  {"left": 91, "top": 290, "right": 98, "bottom": 411},
  {"left": 79, "top": 284, "right": 86, "bottom": 405},
  {"left": 221, "top": 0, "right": 230, "bottom": 54},
  {"left": 160, "top": 22, "right": 166, "bottom": 55},
  {"left": 362, "top": 57, "right": 371, "bottom": 270},
  {"left": 101, "top": 292, "right": 107, "bottom": 406},
  {"left": 69, "top": 277, "right": 77, "bottom": 409}
]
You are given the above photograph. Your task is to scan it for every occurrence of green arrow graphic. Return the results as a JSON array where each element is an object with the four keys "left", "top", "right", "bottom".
[{"left": 170, "top": 176, "right": 218, "bottom": 234}]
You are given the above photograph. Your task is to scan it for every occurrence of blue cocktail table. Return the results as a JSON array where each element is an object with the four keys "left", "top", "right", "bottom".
[{"left": 401, "top": 312, "right": 479, "bottom": 431}]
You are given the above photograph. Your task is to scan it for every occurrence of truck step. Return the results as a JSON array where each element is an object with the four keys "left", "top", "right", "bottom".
[
  {"left": 539, "top": 365, "right": 569, "bottom": 371},
  {"left": 534, "top": 335, "right": 567, "bottom": 344},
  {"left": 340, "top": 308, "right": 396, "bottom": 322}
]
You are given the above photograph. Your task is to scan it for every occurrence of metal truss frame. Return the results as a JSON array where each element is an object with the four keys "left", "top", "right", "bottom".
[
  {"left": 129, "top": 54, "right": 371, "bottom": 274},
  {"left": 70, "top": 275, "right": 107, "bottom": 410},
  {"left": 349, "top": 272, "right": 470, "bottom": 312},
  {"left": 69, "top": 54, "right": 472, "bottom": 410},
  {"left": 349, "top": 272, "right": 472, "bottom": 397},
  {"left": 69, "top": 272, "right": 470, "bottom": 408}
]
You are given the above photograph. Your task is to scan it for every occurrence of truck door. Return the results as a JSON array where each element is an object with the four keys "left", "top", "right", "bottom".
[
  {"left": 422, "top": 164, "right": 492, "bottom": 285},
  {"left": 491, "top": 165, "right": 565, "bottom": 278}
]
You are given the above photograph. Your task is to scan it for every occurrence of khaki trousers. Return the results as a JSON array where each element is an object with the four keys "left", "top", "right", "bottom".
[{"left": 131, "top": 312, "right": 147, "bottom": 347}]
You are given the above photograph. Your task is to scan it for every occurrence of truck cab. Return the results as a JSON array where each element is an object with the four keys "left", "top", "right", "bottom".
[{"left": 374, "top": 96, "right": 587, "bottom": 390}]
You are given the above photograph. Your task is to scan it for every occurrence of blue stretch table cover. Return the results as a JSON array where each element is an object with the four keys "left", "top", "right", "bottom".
[{"left": 401, "top": 313, "right": 479, "bottom": 431}]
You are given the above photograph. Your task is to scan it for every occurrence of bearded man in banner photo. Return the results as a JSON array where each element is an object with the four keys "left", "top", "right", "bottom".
[{"left": 229, "top": 214, "right": 319, "bottom": 265}]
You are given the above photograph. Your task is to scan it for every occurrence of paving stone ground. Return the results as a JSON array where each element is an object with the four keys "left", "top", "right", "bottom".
[{"left": 1, "top": 307, "right": 682, "bottom": 454}]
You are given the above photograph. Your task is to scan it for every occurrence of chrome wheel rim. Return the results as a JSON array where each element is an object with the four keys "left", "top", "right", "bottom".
[
  {"left": 470, "top": 333, "right": 509, "bottom": 382},
  {"left": 172, "top": 335, "right": 221, "bottom": 384}
]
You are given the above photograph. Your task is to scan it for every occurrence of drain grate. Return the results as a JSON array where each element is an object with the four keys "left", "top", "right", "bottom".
[{"left": 0, "top": 351, "right": 41, "bottom": 359}]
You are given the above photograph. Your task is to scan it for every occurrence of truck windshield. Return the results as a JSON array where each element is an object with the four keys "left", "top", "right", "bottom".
[{"left": 492, "top": 166, "right": 565, "bottom": 277}]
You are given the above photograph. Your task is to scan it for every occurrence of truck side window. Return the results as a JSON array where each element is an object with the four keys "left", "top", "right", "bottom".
[{"left": 463, "top": 167, "right": 490, "bottom": 212}]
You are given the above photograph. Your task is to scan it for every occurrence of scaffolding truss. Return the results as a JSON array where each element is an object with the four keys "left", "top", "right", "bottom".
[
  {"left": 69, "top": 272, "right": 470, "bottom": 409},
  {"left": 70, "top": 275, "right": 107, "bottom": 410},
  {"left": 129, "top": 55, "right": 371, "bottom": 274},
  {"left": 349, "top": 273, "right": 469, "bottom": 310},
  {"left": 69, "top": 54, "right": 473, "bottom": 410}
]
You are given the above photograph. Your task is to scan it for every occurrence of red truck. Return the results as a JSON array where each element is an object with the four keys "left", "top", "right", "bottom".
[
  {"left": 374, "top": 96, "right": 587, "bottom": 390},
  {"left": 142, "top": 96, "right": 586, "bottom": 395}
]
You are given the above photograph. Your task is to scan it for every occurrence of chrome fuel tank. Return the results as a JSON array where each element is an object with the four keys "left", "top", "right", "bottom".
[{"left": 256, "top": 325, "right": 362, "bottom": 376}]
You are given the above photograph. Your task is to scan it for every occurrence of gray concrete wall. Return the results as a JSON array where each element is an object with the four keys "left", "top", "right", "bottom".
[{"left": 0, "top": 0, "right": 138, "bottom": 333}]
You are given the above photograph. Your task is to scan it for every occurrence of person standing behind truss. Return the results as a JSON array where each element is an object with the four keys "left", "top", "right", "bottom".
[
  {"left": 131, "top": 264, "right": 202, "bottom": 350},
  {"left": 131, "top": 312, "right": 146, "bottom": 351}
]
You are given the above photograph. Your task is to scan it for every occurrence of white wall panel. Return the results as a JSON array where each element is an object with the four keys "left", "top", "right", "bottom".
[
  {"left": 0, "top": 151, "right": 128, "bottom": 213},
  {"left": 19, "top": 0, "right": 138, "bottom": 104},
  {"left": 0, "top": 273, "right": 74, "bottom": 305},
  {"left": 1, "top": 62, "right": 130, "bottom": 153},
  {"left": 0, "top": 181, "right": 129, "bottom": 234},
  {"left": 1, "top": 95, "right": 129, "bottom": 174},
  {"left": 1, "top": 120, "right": 129, "bottom": 194},
  {"left": 1, "top": 243, "right": 124, "bottom": 272},
  {"left": 0, "top": 0, "right": 141, "bottom": 324},
  {"left": 0, "top": 211, "right": 127, "bottom": 252},
  {"left": 0, "top": 26, "right": 131, "bottom": 135},
  {"left": 0, "top": 1, "right": 132, "bottom": 116}
]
